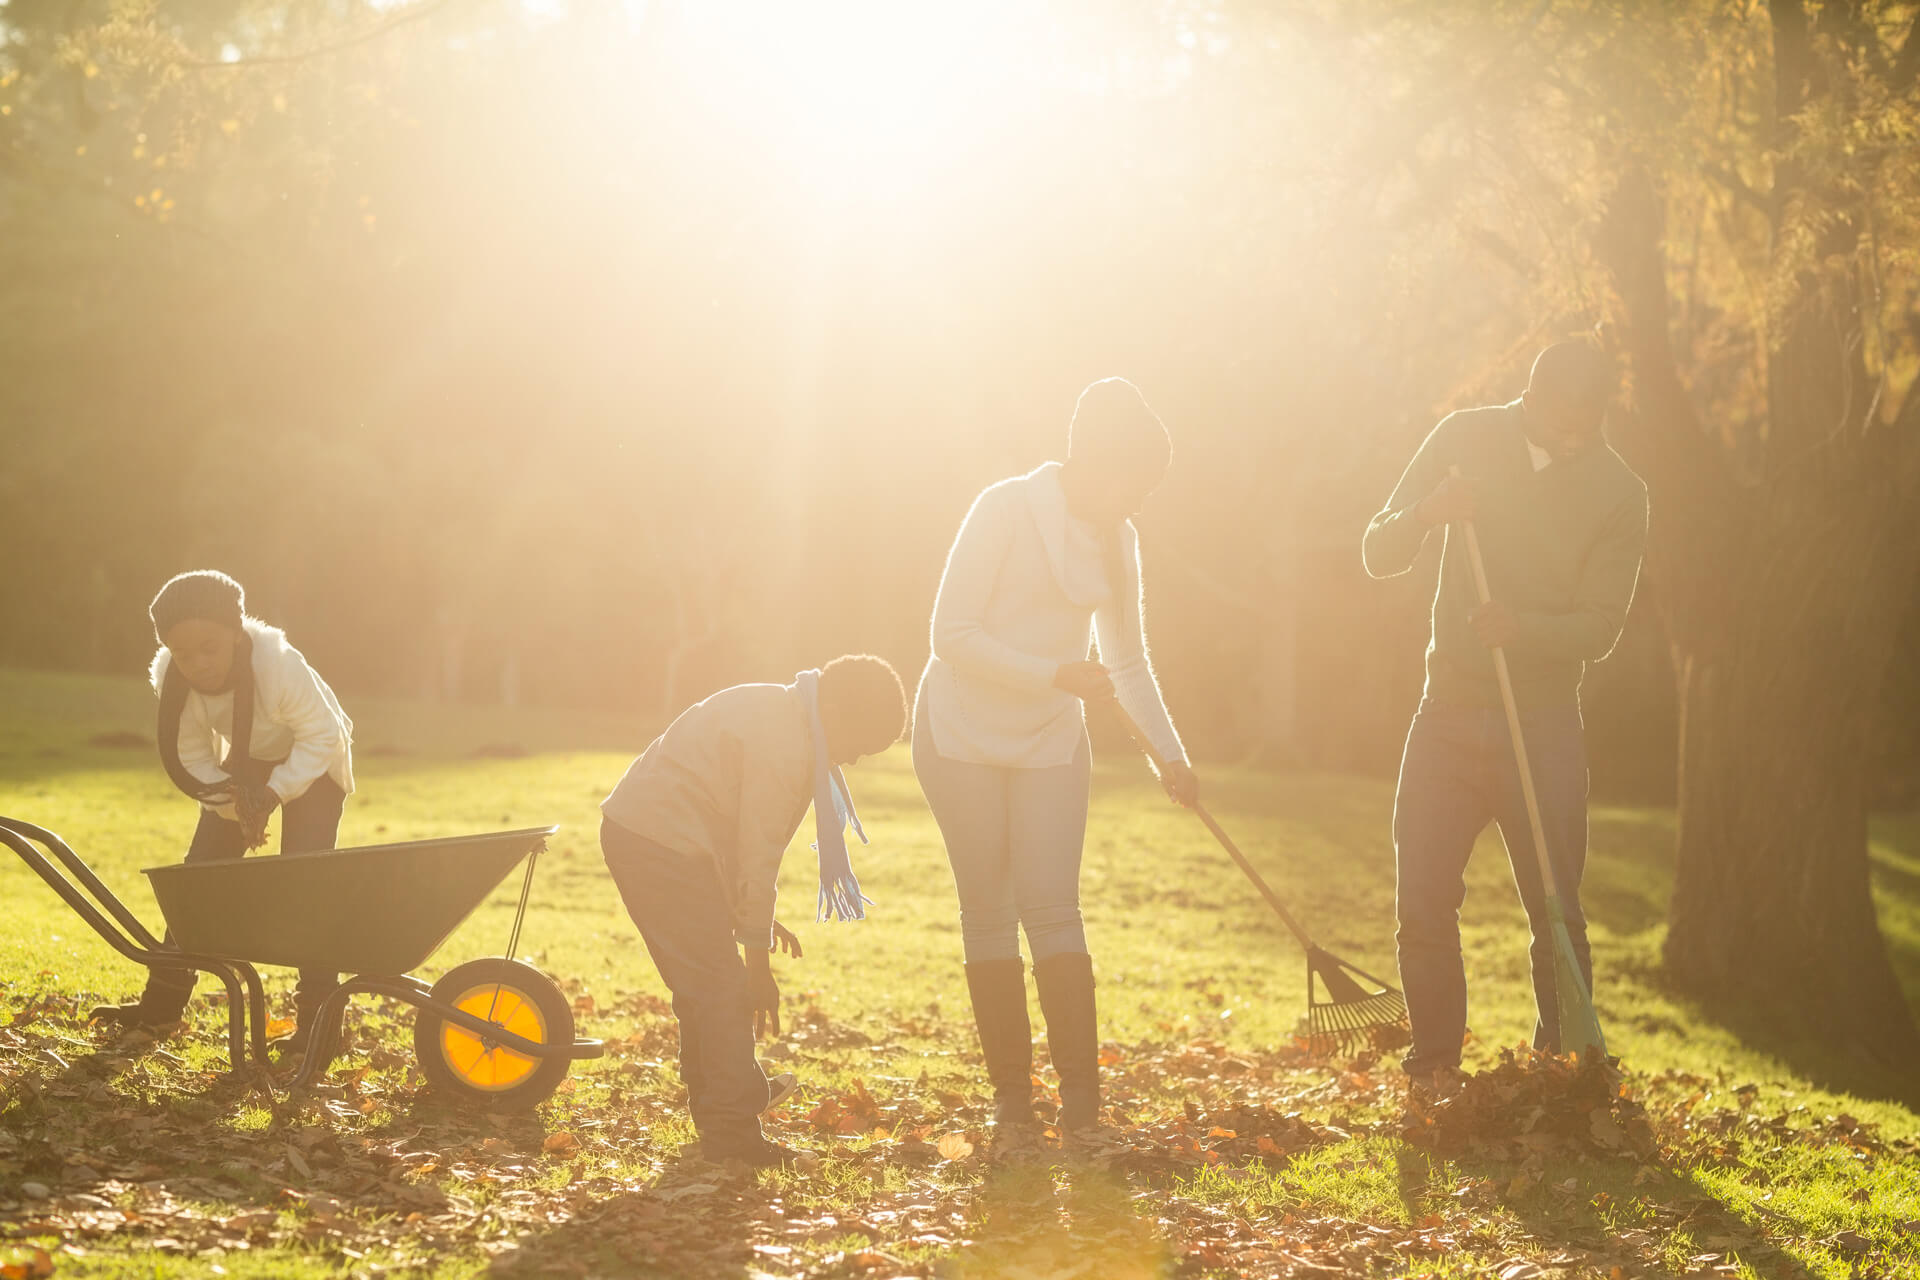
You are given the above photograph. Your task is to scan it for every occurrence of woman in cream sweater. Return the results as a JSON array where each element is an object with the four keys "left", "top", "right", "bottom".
[{"left": 914, "top": 377, "right": 1196, "bottom": 1150}]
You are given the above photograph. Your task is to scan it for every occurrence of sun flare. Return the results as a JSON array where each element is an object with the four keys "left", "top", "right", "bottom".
[{"left": 672, "top": 0, "right": 1039, "bottom": 194}]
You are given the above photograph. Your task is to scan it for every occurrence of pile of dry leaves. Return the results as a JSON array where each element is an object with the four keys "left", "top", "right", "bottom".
[{"left": 1400, "top": 1048, "right": 1658, "bottom": 1163}]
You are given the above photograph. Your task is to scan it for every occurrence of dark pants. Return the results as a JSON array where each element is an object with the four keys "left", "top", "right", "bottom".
[
  {"left": 601, "top": 817, "right": 770, "bottom": 1154},
  {"left": 144, "top": 776, "right": 348, "bottom": 1014},
  {"left": 1393, "top": 698, "right": 1589, "bottom": 1075}
]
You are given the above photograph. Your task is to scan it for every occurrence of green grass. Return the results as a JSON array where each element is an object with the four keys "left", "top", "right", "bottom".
[{"left": 2, "top": 665, "right": 1917, "bottom": 1279}]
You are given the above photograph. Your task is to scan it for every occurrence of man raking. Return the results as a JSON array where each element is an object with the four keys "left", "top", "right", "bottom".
[{"left": 1362, "top": 341, "right": 1648, "bottom": 1094}]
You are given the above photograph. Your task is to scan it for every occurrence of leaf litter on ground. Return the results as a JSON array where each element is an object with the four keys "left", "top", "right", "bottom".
[{"left": 3, "top": 989, "right": 1917, "bottom": 1279}]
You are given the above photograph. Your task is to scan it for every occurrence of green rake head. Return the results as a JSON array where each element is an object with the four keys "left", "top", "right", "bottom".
[
  {"left": 1547, "top": 901, "right": 1607, "bottom": 1061},
  {"left": 1303, "top": 945, "right": 1410, "bottom": 1057}
]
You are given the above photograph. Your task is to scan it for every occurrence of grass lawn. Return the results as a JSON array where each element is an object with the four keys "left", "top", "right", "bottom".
[{"left": 2, "top": 666, "right": 1918, "bottom": 1279}]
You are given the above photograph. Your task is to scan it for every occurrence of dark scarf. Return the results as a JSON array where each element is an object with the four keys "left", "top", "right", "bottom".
[{"left": 157, "top": 631, "right": 271, "bottom": 800}]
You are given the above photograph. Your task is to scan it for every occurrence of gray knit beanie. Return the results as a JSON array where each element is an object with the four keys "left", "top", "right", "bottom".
[{"left": 149, "top": 570, "right": 246, "bottom": 642}]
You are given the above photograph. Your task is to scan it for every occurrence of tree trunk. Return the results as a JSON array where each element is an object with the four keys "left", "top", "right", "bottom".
[
  {"left": 1663, "top": 482, "right": 1920, "bottom": 1065},
  {"left": 1598, "top": 167, "right": 1920, "bottom": 1066}
]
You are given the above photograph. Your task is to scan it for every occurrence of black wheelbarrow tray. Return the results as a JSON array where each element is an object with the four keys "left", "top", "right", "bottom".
[{"left": 1, "top": 817, "right": 602, "bottom": 1110}]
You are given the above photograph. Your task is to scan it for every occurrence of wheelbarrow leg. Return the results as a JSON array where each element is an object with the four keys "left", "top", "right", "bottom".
[
  {"left": 208, "top": 962, "right": 249, "bottom": 1078},
  {"left": 288, "top": 983, "right": 355, "bottom": 1090},
  {"left": 236, "top": 962, "right": 272, "bottom": 1069}
]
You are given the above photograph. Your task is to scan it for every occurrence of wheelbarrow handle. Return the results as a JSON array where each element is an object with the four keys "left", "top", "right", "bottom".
[
  {"left": 1, "top": 815, "right": 163, "bottom": 948},
  {"left": 1099, "top": 699, "right": 1317, "bottom": 951},
  {"left": 1, "top": 820, "right": 273, "bottom": 1074}
]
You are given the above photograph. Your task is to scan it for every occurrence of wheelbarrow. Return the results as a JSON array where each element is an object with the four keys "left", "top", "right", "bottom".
[{"left": 1, "top": 817, "right": 602, "bottom": 1110}]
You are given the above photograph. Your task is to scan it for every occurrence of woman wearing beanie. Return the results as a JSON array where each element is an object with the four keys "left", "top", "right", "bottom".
[
  {"left": 913, "top": 378, "right": 1197, "bottom": 1155},
  {"left": 93, "top": 570, "right": 355, "bottom": 1057}
]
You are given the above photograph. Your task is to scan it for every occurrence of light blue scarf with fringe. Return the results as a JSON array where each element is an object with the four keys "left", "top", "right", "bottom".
[{"left": 795, "top": 669, "right": 871, "bottom": 922}]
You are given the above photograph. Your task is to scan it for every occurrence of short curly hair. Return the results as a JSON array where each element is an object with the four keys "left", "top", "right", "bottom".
[{"left": 818, "top": 654, "right": 908, "bottom": 760}]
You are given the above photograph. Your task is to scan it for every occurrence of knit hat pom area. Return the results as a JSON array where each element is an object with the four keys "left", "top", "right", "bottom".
[{"left": 150, "top": 570, "right": 246, "bottom": 640}]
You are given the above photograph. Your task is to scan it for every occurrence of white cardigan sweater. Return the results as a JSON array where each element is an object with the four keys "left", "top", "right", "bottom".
[
  {"left": 150, "top": 620, "right": 356, "bottom": 811},
  {"left": 918, "top": 462, "right": 1187, "bottom": 769}
]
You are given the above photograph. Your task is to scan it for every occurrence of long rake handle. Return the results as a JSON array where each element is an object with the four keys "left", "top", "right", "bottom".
[
  {"left": 1104, "top": 698, "right": 1317, "bottom": 952},
  {"left": 1451, "top": 472, "right": 1560, "bottom": 901}
]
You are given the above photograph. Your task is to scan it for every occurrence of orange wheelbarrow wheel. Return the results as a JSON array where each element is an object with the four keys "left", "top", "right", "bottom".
[{"left": 413, "top": 957, "right": 574, "bottom": 1110}]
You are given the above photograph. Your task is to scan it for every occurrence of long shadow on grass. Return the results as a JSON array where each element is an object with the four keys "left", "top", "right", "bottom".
[
  {"left": 0, "top": 1032, "right": 310, "bottom": 1230},
  {"left": 482, "top": 1150, "right": 766, "bottom": 1280},
  {"left": 1599, "top": 938, "right": 1920, "bottom": 1111},
  {"left": 1583, "top": 810, "right": 1920, "bottom": 1110},
  {"left": 1393, "top": 1145, "right": 1820, "bottom": 1279},
  {"left": 486, "top": 1156, "right": 1172, "bottom": 1280},
  {"left": 3, "top": 1010, "right": 587, "bottom": 1243},
  {"left": 940, "top": 1161, "right": 1169, "bottom": 1279},
  {"left": 1661, "top": 999, "right": 1920, "bottom": 1111}
]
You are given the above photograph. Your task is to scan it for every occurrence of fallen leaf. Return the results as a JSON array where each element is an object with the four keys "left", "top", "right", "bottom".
[
  {"left": 935, "top": 1133, "right": 974, "bottom": 1161},
  {"left": 0, "top": 1249, "right": 54, "bottom": 1280},
  {"left": 1590, "top": 1109, "right": 1630, "bottom": 1149}
]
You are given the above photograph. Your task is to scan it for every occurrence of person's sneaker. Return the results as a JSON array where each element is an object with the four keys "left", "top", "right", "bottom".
[{"left": 764, "top": 1072, "right": 799, "bottom": 1112}]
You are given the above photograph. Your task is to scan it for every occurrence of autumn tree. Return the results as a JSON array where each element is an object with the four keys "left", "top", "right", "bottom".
[{"left": 1594, "top": 1, "right": 1920, "bottom": 1065}]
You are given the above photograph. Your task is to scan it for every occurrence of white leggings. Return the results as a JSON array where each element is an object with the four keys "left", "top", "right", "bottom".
[{"left": 911, "top": 704, "right": 1092, "bottom": 964}]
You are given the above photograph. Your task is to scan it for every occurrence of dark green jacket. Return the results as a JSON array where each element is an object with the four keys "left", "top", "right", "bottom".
[{"left": 1363, "top": 400, "right": 1649, "bottom": 711}]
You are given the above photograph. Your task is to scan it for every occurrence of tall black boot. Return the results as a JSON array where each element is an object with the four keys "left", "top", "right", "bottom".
[
  {"left": 274, "top": 989, "right": 334, "bottom": 1067},
  {"left": 92, "top": 966, "right": 193, "bottom": 1031},
  {"left": 964, "top": 958, "right": 1035, "bottom": 1127},
  {"left": 1033, "top": 951, "right": 1099, "bottom": 1132}
]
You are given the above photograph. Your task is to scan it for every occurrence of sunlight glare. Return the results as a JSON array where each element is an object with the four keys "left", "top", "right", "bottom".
[{"left": 677, "top": 0, "right": 1032, "bottom": 196}]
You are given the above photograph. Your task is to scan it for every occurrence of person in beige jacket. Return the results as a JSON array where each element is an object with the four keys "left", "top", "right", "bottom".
[{"left": 600, "top": 656, "right": 906, "bottom": 1169}]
